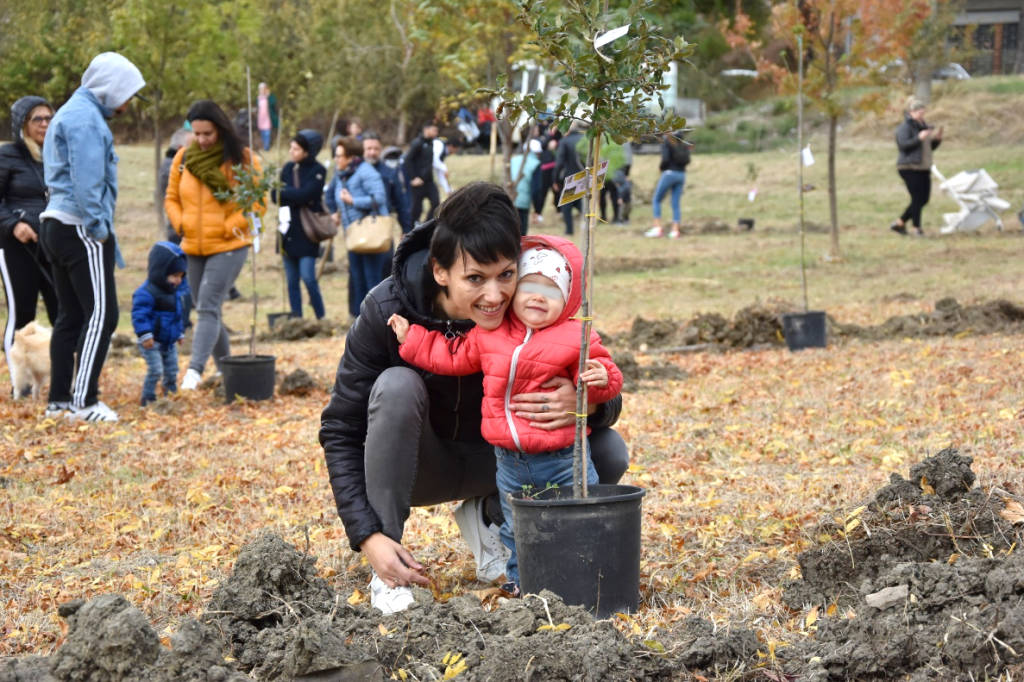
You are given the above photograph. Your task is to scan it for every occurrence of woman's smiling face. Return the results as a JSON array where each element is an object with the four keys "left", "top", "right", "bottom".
[{"left": 433, "top": 251, "right": 517, "bottom": 330}]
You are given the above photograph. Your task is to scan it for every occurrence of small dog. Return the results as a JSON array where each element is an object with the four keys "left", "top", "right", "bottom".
[{"left": 9, "top": 321, "right": 51, "bottom": 400}]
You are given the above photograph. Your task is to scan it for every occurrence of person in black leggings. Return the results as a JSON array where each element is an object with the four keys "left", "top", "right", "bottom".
[
  {"left": 892, "top": 97, "right": 942, "bottom": 236},
  {"left": 1, "top": 96, "right": 58, "bottom": 398}
]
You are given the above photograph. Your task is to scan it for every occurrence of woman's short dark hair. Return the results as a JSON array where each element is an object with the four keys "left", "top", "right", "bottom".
[
  {"left": 336, "top": 135, "right": 363, "bottom": 159},
  {"left": 430, "top": 182, "right": 521, "bottom": 270},
  {"left": 186, "top": 100, "right": 244, "bottom": 164}
]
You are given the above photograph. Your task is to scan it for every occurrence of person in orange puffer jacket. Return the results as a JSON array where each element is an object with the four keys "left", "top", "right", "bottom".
[
  {"left": 164, "top": 99, "right": 263, "bottom": 389},
  {"left": 388, "top": 234, "right": 623, "bottom": 594}
]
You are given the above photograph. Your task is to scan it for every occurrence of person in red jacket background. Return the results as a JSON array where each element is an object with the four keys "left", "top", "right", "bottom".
[{"left": 388, "top": 234, "right": 623, "bottom": 594}]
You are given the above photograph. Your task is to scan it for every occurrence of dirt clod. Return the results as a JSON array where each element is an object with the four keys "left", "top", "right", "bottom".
[
  {"left": 779, "top": 449, "right": 1024, "bottom": 679},
  {"left": 279, "top": 369, "right": 317, "bottom": 396},
  {"left": 51, "top": 593, "right": 161, "bottom": 680},
  {"left": 261, "top": 318, "right": 340, "bottom": 341}
]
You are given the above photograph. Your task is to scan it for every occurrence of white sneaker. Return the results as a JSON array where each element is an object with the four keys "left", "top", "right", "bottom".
[
  {"left": 44, "top": 402, "right": 72, "bottom": 417},
  {"left": 369, "top": 573, "right": 415, "bottom": 615},
  {"left": 668, "top": 228, "right": 680, "bottom": 239},
  {"left": 67, "top": 401, "right": 119, "bottom": 422},
  {"left": 454, "top": 497, "right": 510, "bottom": 583},
  {"left": 181, "top": 369, "right": 201, "bottom": 390},
  {"left": 644, "top": 226, "right": 663, "bottom": 238}
]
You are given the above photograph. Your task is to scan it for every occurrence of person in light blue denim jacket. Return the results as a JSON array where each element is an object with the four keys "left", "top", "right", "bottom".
[
  {"left": 38, "top": 52, "right": 145, "bottom": 423},
  {"left": 324, "top": 136, "right": 389, "bottom": 318}
]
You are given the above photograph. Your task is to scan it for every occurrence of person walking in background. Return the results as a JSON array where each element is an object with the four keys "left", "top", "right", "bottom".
[
  {"left": 274, "top": 129, "right": 327, "bottom": 320},
  {"left": 256, "top": 83, "right": 278, "bottom": 152},
  {"left": 165, "top": 99, "right": 262, "bottom": 390},
  {"left": 404, "top": 121, "right": 441, "bottom": 225},
  {"left": 553, "top": 121, "right": 586, "bottom": 235},
  {"left": 530, "top": 135, "right": 557, "bottom": 226},
  {"left": 158, "top": 128, "right": 194, "bottom": 243},
  {"left": 39, "top": 52, "right": 146, "bottom": 422},
  {"left": 891, "top": 97, "right": 942, "bottom": 236},
  {"left": 324, "top": 136, "right": 389, "bottom": 319},
  {"left": 1, "top": 95, "right": 59, "bottom": 398},
  {"left": 510, "top": 139, "right": 541, "bottom": 235},
  {"left": 645, "top": 132, "right": 690, "bottom": 239},
  {"left": 363, "top": 132, "right": 413, "bottom": 234},
  {"left": 131, "top": 241, "right": 189, "bottom": 406}
]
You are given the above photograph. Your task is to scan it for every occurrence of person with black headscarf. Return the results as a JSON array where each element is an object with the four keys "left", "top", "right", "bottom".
[
  {"left": 273, "top": 129, "right": 327, "bottom": 319},
  {"left": 0, "top": 95, "right": 59, "bottom": 398}
]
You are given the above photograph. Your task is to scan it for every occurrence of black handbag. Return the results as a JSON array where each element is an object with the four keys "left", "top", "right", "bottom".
[{"left": 292, "top": 165, "right": 337, "bottom": 243}]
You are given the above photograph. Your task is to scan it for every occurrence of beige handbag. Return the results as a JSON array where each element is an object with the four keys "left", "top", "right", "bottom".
[{"left": 345, "top": 200, "right": 395, "bottom": 254}]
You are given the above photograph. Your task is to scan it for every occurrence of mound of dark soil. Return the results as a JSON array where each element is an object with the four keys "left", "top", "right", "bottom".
[
  {"left": 594, "top": 256, "right": 679, "bottom": 274},
  {"left": 625, "top": 303, "right": 787, "bottom": 352},
  {"left": 778, "top": 448, "right": 1024, "bottom": 679},
  {"left": 614, "top": 351, "right": 689, "bottom": 392},
  {"left": 835, "top": 297, "right": 1024, "bottom": 341},
  {"left": 3, "top": 530, "right": 761, "bottom": 681},
  {"left": 620, "top": 297, "right": 1024, "bottom": 354},
  {"left": 260, "top": 318, "right": 342, "bottom": 342},
  {"left": 278, "top": 369, "right": 317, "bottom": 396}
]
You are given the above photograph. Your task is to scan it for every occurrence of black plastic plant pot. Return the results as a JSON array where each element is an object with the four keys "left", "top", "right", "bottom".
[
  {"left": 738, "top": 218, "right": 755, "bottom": 231},
  {"left": 510, "top": 484, "right": 646, "bottom": 618},
  {"left": 266, "top": 312, "right": 290, "bottom": 329},
  {"left": 781, "top": 311, "right": 827, "bottom": 351},
  {"left": 220, "top": 354, "right": 275, "bottom": 403}
]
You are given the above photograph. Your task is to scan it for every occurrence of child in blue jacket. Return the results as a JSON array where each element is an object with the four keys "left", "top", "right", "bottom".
[{"left": 131, "top": 241, "right": 189, "bottom": 405}]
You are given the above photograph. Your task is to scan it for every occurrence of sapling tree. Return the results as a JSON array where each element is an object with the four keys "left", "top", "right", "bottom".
[
  {"left": 492, "top": 0, "right": 690, "bottom": 497},
  {"left": 214, "top": 162, "right": 276, "bottom": 357}
]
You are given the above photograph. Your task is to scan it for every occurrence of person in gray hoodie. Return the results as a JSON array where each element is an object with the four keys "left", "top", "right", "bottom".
[{"left": 39, "top": 52, "right": 145, "bottom": 422}]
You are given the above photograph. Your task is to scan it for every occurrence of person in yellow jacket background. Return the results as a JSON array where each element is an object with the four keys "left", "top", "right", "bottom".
[{"left": 165, "top": 99, "right": 263, "bottom": 389}]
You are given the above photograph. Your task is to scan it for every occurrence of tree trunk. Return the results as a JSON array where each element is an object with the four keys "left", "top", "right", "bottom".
[
  {"left": 396, "top": 110, "right": 407, "bottom": 146},
  {"left": 912, "top": 64, "right": 933, "bottom": 104},
  {"left": 153, "top": 101, "right": 164, "bottom": 235},
  {"left": 827, "top": 113, "right": 840, "bottom": 259}
]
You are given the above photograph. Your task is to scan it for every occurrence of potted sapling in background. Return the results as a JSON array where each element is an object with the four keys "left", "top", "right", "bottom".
[
  {"left": 214, "top": 69, "right": 280, "bottom": 401},
  {"left": 492, "top": 0, "right": 690, "bottom": 617},
  {"left": 781, "top": 32, "right": 827, "bottom": 351}
]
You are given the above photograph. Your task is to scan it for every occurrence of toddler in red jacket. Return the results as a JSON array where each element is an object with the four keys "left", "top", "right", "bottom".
[{"left": 388, "top": 234, "right": 623, "bottom": 593}]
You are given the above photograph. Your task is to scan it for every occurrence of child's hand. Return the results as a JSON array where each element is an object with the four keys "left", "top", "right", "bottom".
[
  {"left": 387, "top": 314, "right": 410, "bottom": 343},
  {"left": 142, "top": 338, "right": 155, "bottom": 350},
  {"left": 580, "top": 359, "right": 608, "bottom": 387}
]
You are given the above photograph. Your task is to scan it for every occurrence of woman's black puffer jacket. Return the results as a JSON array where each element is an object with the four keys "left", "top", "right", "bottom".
[{"left": 0, "top": 96, "right": 50, "bottom": 249}]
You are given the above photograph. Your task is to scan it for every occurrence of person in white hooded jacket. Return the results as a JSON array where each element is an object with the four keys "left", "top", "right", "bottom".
[{"left": 39, "top": 52, "right": 145, "bottom": 422}]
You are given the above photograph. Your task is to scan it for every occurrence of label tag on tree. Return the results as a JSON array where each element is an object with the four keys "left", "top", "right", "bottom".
[
  {"left": 802, "top": 145, "right": 815, "bottom": 167},
  {"left": 594, "top": 24, "right": 630, "bottom": 49},
  {"left": 557, "top": 160, "right": 609, "bottom": 207}
]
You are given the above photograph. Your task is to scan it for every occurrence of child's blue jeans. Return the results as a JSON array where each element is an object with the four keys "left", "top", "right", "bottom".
[
  {"left": 139, "top": 341, "right": 178, "bottom": 405},
  {"left": 495, "top": 443, "right": 598, "bottom": 588}
]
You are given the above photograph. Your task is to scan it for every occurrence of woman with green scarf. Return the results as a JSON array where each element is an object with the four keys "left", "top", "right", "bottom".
[{"left": 165, "top": 99, "right": 263, "bottom": 390}]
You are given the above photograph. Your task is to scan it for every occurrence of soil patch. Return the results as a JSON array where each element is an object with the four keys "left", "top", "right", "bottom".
[
  {"left": 833, "top": 297, "right": 1024, "bottom": 341},
  {"left": 619, "top": 297, "right": 1024, "bottom": 354},
  {"left": 1, "top": 531, "right": 764, "bottom": 681},
  {"left": 594, "top": 256, "right": 680, "bottom": 275},
  {"left": 614, "top": 350, "right": 689, "bottom": 392},
  {"left": 278, "top": 369, "right": 318, "bottom": 396},
  {"left": 260, "top": 318, "right": 343, "bottom": 342},
  {"left": 777, "top": 448, "right": 1024, "bottom": 679}
]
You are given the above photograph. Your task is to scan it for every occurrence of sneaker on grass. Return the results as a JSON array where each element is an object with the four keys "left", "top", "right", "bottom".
[
  {"left": 369, "top": 573, "right": 414, "bottom": 615},
  {"left": 181, "top": 368, "right": 201, "bottom": 390},
  {"left": 66, "top": 401, "right": 119, "bottom": 422},
  {"left": 44, "top": 402, "right": 72, "bottom": 417},
  {"left": 454, "top": 496, "right": 510, "bottom": 583}
]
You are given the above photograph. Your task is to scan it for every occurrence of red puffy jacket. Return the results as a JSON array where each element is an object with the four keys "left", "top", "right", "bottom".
[{"left": 399, "top": 234, "right": 622, "bottom": 453}]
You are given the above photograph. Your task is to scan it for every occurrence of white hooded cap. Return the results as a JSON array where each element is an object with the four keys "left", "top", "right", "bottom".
[
  {"left": 81, "top": 52, "right": 146, "bottom": 112},
  {"left": 518, "top": 246, "right": 571, "bottom": 302}
]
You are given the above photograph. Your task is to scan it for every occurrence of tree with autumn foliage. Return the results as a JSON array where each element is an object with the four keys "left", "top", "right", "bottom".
[{"left": 727, "top": 0, "right": 937, "bottom": 259}]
